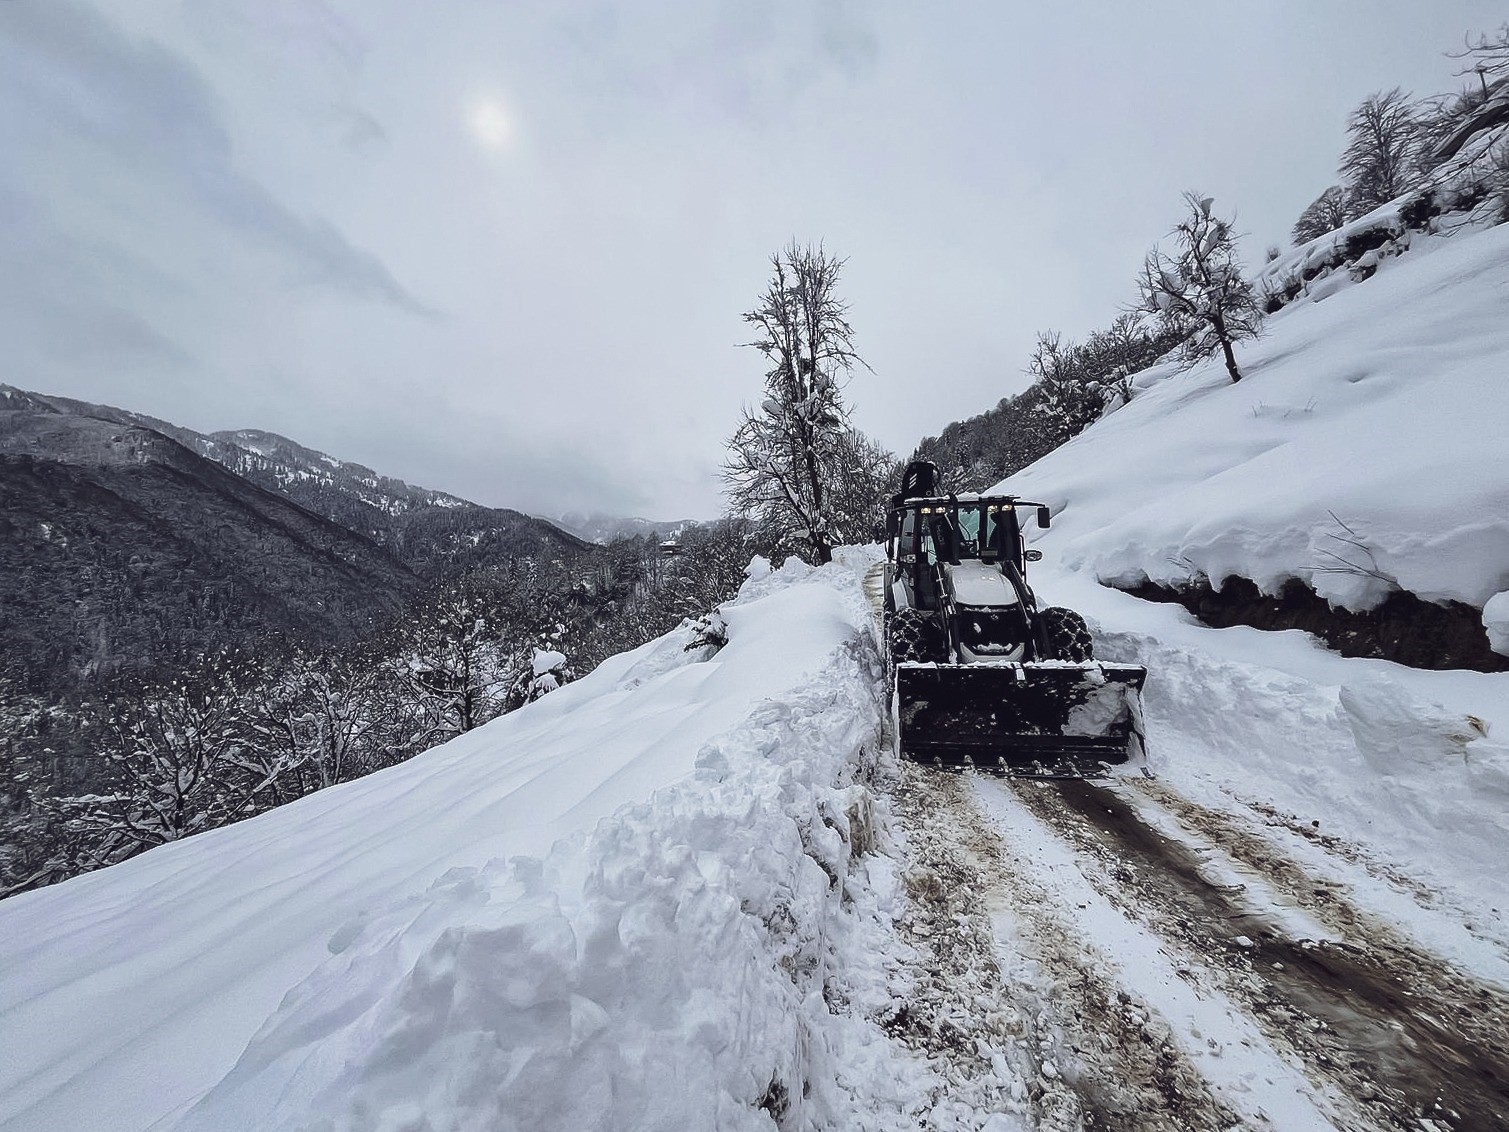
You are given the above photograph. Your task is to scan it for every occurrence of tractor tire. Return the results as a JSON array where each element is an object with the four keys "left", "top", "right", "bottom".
[
  {"left": 1040, "top": 606, "right": 1094, "bottom": 662},
  {"left": 886, "top": 607, "right": 947, "bottom": 667}
]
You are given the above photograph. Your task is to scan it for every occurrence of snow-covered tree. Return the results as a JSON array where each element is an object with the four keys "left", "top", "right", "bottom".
[
  {"left": 252, "top": 652, "right": 391, "bottom": 792},
  {"left": 399, "top": 582, "right": 513, "bottom": 743},
  {"left": 1136, "top": 193, "right": 1264, "bottom": 384},
  {"left": 724, "top": 242, "right": 868, "bottom": 565},
  {"left": 1025, "top": 330, "right": 1102, "bottom": 445},
  {"left": 1291, "top": 185, "right": 1349, "bottom": 245},
  {"left": 68, "top": 657, "right": 277, "bottom": 861},
  {"left": 1340, "top": 88, "right": 1423, "bottom": 216},
  {"left": 821, "top": 427, "right": 900, "bottom": 546},
  {"left": 504, "top": 647, "right": 575, "bottom": 712}
]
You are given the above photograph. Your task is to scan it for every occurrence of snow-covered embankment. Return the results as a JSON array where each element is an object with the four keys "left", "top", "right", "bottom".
[{"left": 0, "top": 553, "right": 927, "bottom": 1132}]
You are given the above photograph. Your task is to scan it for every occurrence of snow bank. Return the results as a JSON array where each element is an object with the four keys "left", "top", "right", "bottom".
[
  {"left": 1036, "top": 567, "right": 1509, "bottom": 929},
  {"left": 0, "top": 552, "right": 928, "bottom": 1132},
  {"left": 997, "top": 222, "right": 1509, "bottom": 614},
  {"left": 1485, "top": 590, "right": 1509, "bottom": 656},
  {"left": 177, "top": 646, "right": 900, "bottom": 1131}
]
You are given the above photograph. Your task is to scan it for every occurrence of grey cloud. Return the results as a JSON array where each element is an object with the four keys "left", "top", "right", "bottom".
[
  {"left": 0, "top": 0, "right": 427, "bottom": 317},
  {"left": 181, "top": 0, "right": 368, "bottom": 75},
  {"left": 545, "top": 0, "right": 880, "bottom": 127},
  {"left": 817, "top": 1, "right": 880, "bottom": 78},
  {"left": 334, "top": 105, "right": 388, "bottom": 152}
]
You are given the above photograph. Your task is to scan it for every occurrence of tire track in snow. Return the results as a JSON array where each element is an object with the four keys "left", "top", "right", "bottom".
[
  {"left": 1127, "top": 777, "right": 1509, "bottom": 994},
  {"left": 889, "top": 762, "right": 1249, "bottom": 1131},
  {"left": 1228, "top": 793, "right": 1444, "bottom": 906},
  {"left": 1014, "top": 778, "right": 1509, "bottom": 1131}
]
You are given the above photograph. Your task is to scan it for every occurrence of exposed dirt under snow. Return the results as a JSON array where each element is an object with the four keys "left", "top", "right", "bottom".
[
  {"left": 885, "top": 764, "right": 1509, "bottom": 1131},
  {"left": 888, "top": 763, "right": 1244, "bottom": 1131}
]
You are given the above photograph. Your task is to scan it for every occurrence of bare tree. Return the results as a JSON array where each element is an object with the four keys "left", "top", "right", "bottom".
[
  {"left": 724, "top": 242, "right": 868, "bottom": 564},
  {"left": 67, "top": 659, "right": 280, "bottom": 863},
  {"left": 1291, "top": 185, "right": 1349, "bottom": 245},
  {"left": 1136, "top": 193, "right": 1263, "bottom": 384},
  {"left": 1450, "top": 23, "right": 1509, "bottom": 90},
  {"left": 1025, "top": 330, "right": 1101, "bottom": 444},
  {"left": 251, "top": 652, "right": 393, "bottom": 792},
  {"left": 398, "top": 581, "right": 514, "bottom": 742},
  {"left": 1340, "top": 88, "right": 1423, "bottom": 216},
  {"left": 822, "top": 427, "right": 901, "bottom": 545},
  {"left": 1079, "top": 312, "right": 1181, "bottom": 409}
]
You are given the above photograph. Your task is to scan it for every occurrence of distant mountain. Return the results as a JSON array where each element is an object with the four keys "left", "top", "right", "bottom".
[
  {"left": 0, "top": 394, "right": 419, "bottom": 692},
  {"left": 5, "top": 389, "right": 589, "bottom": 578},
  {"left": 552, "top": 511, "right": 696, "bottom": 545}
]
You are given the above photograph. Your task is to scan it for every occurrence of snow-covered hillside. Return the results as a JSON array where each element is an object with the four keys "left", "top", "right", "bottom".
[
  {"left": 998, "top": 219, "right": 1509, "bottom": 619},
  {"left": 987, "top": 214, "right": 1509, "bottom": 1003}
]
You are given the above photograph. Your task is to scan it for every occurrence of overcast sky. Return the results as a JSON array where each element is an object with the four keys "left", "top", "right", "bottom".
[{"left": 3, "top": 1, "right": 1502, "bottom": 519}]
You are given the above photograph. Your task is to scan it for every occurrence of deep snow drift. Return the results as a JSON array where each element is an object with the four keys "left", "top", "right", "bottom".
[{"left": 0, "top": 554, "right": 937, "bottom": 1132}]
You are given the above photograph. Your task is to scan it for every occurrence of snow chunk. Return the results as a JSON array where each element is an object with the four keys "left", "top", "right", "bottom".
[
  {"left": 1339, "top": 672, "right": 1481, "bottom": 773},
  {"left": 530, "top": 648, "right": 567, "bottom": 676},
  {"left": 1485, "top": 591, "right": 1509, "bottom": 657}
]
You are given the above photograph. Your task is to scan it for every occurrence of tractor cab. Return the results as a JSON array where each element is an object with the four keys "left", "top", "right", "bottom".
[{"left": 885, "top": 493, "right": 1051, "bottom": 623}]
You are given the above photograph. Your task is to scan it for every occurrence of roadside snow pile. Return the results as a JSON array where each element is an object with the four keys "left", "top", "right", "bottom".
[
  {"left": 997, "top": 220, "right": 1509, "bottom": 615},
  {"left": 1485, "top": 590, "right": 1509, "bottom": 656},
  {"left": 0, "top": 550, "right": 937, "bottom": 1132}
]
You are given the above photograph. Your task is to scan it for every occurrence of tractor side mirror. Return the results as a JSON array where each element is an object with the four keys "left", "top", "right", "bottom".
[
  {"left": 1024, "top": 549, "right": 1043, "bottom": 563},
  {"left": 1036, "top": 506, "right": 1052, "bottom": 530}
]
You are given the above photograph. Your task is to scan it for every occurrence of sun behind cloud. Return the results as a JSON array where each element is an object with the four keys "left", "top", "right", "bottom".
[{"left": 467, "top": 97, "right": 514, "bottom": 151}]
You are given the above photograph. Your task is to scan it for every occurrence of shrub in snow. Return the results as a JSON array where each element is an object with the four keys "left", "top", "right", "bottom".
[
  {"left": 505, "top": 647, "right": 575, "bottom": 710},
  {"left": 684, "top": 609, "right": 729, "bottom": 654}
]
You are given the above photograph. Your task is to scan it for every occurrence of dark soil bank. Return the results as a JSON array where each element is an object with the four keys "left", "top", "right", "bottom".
[{"left": 1121, "top": 575, "right": 1508, "bottom": 673}]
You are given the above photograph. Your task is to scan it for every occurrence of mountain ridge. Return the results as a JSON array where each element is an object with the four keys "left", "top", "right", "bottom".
[{"left": 1, "top": 386, "right": 591, "bottom": 576}]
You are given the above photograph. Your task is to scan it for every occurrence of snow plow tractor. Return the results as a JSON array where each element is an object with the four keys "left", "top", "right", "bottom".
[{"left": 882, "top": 461, "right": 1147, "bottom": 776}]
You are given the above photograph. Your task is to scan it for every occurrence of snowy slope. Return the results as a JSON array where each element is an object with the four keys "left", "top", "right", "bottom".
[
  {"left": 988, "top": 218, "right": 1509, "bottom": 931},
  {"left": 0, "top": 554, "right": 927, "bottom": 1132},
  {"left": 1000, "top": 220, "right": 1509, "bottom": 616}
]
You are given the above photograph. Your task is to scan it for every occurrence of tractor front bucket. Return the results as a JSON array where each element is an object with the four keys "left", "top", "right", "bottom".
[{"left": 894, "top": 661, "right": 1147, "bottom": 777}]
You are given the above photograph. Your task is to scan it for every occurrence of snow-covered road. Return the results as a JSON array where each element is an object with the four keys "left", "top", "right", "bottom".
[
  {"left": 888, "top": 762, "right": 1509, "bottom": 1130},
  {"left": 866, "top": 560, "right": 1509, "bottom": 1131}
]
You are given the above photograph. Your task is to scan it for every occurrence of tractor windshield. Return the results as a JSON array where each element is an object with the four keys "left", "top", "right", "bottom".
[
  {"left": 897, "top": 501, "right": 1020, "bottom": 566},
  {"left": 962, "top": 502, "right": 1017, "bottom": 561}
]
